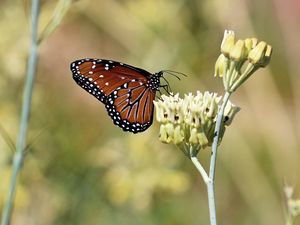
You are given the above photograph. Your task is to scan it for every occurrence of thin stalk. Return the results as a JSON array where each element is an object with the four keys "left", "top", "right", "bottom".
[
  {"left": 38, "top": 0, "right": 73, "bottom": 44},
  {"left": 207, "top": 91, "right": 231, "bottom": 225},
  {"left": 285, "top": 213, "right": 294, "bottom": 225},
  {"left": 229, "top": 63, "right": 256, "bottom": 92},
  {"left": 190, "top": 149, "right": 210, "bottom": 184},
  {"left": 1, "top": 1, "right": 40, "bottom": 225}
]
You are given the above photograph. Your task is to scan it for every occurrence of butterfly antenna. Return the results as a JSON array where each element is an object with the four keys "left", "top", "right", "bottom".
[{"left": 162, "top": 70, "right": 188, "bottom": 80}]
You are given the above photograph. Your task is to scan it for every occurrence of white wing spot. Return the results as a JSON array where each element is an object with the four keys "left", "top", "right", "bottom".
[
  {"left": 99, "top": 75, "right": 104, "bottom": 78},
  {"left": 88, "top": 71, "right": 93, "bottom": 74},
  {"left": 105, "top": 82, "right": 109, "bottom": 86}
]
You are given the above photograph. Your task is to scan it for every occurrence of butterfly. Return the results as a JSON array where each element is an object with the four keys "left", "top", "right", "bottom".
[{"left": 70, "top": 58, "right": 183, "bottom": 133}]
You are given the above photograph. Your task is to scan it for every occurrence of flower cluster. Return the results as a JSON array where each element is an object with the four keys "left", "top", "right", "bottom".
[
  {"left": 285, "top": 185, "right": 300, "bottom": 221},
  {"left": 215, "top": 30, "right": 273, "bottom": 92},
  {"left": 154, "top": 92, "right": 240, "bottom": 156}
]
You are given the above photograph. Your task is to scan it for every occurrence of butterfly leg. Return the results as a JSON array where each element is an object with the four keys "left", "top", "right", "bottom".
[{"left": 160, "top": 84, "right": 173, "bottom": 96}]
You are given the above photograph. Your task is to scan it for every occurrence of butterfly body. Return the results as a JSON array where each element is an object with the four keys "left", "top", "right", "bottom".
[{"left": 70, "top": 58, "right": 163, "bottom": 133}]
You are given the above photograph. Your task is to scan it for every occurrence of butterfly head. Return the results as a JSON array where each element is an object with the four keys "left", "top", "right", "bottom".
[{"left": 148, "top": 71, "right": 163, "bottom": 91}]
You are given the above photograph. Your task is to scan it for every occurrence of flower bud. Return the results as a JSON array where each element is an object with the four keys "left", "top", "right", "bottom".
[
  {"left": 221, "top": 30, "right": 235, "bottom": 57},
  {"left": 248, "top": 41, "right": 267, "bottom": 64},
  {"left": 260, "top": 44, "right": 273, "bottom": 67},
  {"left": 244, "top": 38, "right": 253, "bottom": 52},
  {"left": 229, "top": 40, "right": 247, "bottom": 61},
  {"left": 251, "top": 38, "right": 258, "bottom": 48},
  {"left": 214, "top": 54, "right": 227, "bottom": 77}
]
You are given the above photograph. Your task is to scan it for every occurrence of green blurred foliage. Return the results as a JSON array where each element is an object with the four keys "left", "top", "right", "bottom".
[{"left": 0, "top": 0, "right": 300, "bottom": 224}]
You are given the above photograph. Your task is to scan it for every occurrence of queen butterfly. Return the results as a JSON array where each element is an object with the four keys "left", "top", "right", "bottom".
[{"left": 70, "top": 58, "right": 179, "bottom": 133}]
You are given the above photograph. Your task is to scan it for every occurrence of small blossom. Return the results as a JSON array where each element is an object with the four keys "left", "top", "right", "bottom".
[
  {"left": 224, "top": 103, "right": 240, "bottom": 126},
  {"left": 154, "top": 92, "right": 240, "bottom": 156},
  {"left": 159, "top": 123, "right": 175, "bottom": 144},
  {"left": 189, "top": 128, "right": 199, "bottom": 144},
  {"left": 197, "top": 130, "right": 209, "bottom": 148},
  {"left": 288, "top": 199, "right": 300, "bottom": 217},
  {"left": 284, "top": 185, "right": 294, "bottom": 199},
  {"left": 173, "top": 125, "right": 184, "bottom": 145},
  {"left": 284, "top": 185, "right": 300, "bottom": 218}
]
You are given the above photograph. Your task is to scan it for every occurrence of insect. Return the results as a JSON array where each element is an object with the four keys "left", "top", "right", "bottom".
[{"left": 70, "top": 58, "right": 183, "bottom": 133}]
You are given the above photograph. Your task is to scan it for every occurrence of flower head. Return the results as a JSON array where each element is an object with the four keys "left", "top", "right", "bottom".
[
  {"left": 154, "top": 92, "right": 240, "bottom": 156},
  {"left": 284, "top": 185, "right": 300, "bottom": 221},
  {"left": 215, "top": 30, "right": 273, "bottom": 93}
]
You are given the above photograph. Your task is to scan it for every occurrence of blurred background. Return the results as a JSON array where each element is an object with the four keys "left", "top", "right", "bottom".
[{"left": 0, "top": 0, "right": 300, "bottom": 224}]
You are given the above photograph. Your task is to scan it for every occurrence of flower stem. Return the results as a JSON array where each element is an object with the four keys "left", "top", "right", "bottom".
[
  {"left": 190, "top": 155, "right": 210, "bottom": 184},
  {"left": 38, "top": 0, "right": 73, "bottom": 44},
  {"left": 207, "top": 91, "right": 231, "bottom": 225},
  {"left": 1, "top": 1, "right": 40, "bottom": 225}
]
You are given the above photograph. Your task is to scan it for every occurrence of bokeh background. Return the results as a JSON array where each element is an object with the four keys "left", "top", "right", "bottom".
[{"left": 1, "top": 0, "right": 300, "bottom": 224}]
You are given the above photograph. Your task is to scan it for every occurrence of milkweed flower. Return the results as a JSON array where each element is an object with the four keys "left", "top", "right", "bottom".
[
  {"left": 284, "top": 185, "right": 300, "bottom": 222},
  {"left": 154, "top": 92, "right": 240, "bottom": 156},
  {"left": 215, "top": 30, "right": 273, "bottom": 92}
]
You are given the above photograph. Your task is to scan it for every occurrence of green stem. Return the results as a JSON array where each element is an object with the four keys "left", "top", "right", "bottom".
[
  {"left": 286, "top": 214, "right": 294, "bottom": 225},
  {"left": 207, "top": 91, "right": 231, "bottom": 225},
  {"left": 1, "top": 1, "right": 40, "bottom": 225},
  {"left": 229, "top": 63, "right": 256, "bottom": 92}
]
